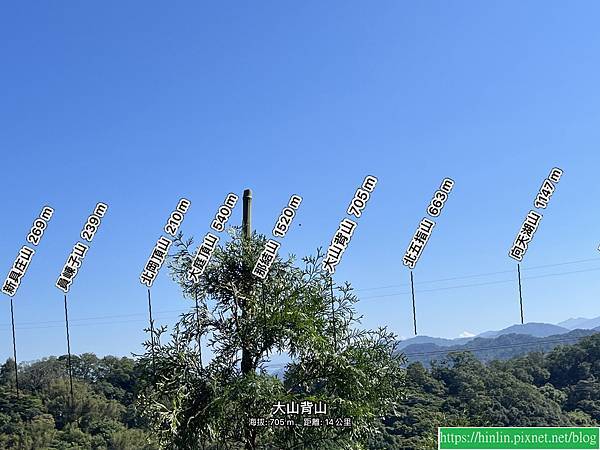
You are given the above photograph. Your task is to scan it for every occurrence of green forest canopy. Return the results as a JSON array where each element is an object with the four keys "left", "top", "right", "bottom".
[{"left": 0, "top": 332, "right": 598, "bottom": 449}]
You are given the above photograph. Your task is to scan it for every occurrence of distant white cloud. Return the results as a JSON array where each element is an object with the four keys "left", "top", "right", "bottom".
[{"left": 459, "top": 331, "right": 475, "bottom": 338}]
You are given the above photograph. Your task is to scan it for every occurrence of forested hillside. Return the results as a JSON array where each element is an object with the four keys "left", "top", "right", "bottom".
[
  {"left": 402, "top": 328, "right": 600, "bottom": 366},
  {"left": 1, "top": 333, "right": 599, "bottom": 449},
  {"left": 370, "top": 333, "right": 600, "bottom": 449},
  {"left": 0, "top": 354, "right": 157, "bottom": 449}
]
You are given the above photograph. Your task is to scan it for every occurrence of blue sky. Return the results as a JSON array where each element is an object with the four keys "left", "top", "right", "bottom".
[{"left": 2, "top": 2, "right": 600, "bottom": 362}]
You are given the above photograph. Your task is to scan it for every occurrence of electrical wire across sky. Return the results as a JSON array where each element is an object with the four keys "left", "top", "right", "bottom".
[{"left": 2, "top": 256, "right": 599, "bottom": 332}]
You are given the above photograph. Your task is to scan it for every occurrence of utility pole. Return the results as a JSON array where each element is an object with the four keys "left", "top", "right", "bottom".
[
  {"left": 242, "top": 189, "right": 252, "bottom": 240},
  {"left": 240, "top": 188, "right": 253, "bottom": 375},
  {"left": 241, "top": 188, "right": 256, "bottom": 450}
]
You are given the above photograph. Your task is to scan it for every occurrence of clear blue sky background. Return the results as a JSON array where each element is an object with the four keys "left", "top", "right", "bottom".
[{"left": 2, "top": 2, "right": 600, "bottom": 363}]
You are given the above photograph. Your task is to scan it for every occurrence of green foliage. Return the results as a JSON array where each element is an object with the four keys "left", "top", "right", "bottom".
[
  {"left": 136, "top": 228, "right": 407, "bottom": 449},
  {"left": 2, "top": 222, "right": 600, "bottom": 449},
  {"left": 0, "top": 355, "right": 157, "bottom": 449},
  {"left": 2, "top": 329, "right": 600, "bottom": 449},
  {"left": 369, "top": 334, "right": 600, "bottom": 448}
]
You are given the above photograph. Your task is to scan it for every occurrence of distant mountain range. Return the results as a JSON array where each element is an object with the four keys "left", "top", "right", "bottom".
[
  {"left": 398, "top": 316, "right": 600, "bottom": 366},
  {"left": 267, "top": 317, "right": 600, "bottom": 375},
  {"left": 477, "top": 322, "right": 570, "bottom": 339},
  {"left": 557, "top": 316, "right": 600, "bottom": 330}
]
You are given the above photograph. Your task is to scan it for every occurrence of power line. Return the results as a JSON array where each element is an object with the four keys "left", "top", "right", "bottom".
[
  {"left": 0, "top": 308, "right": 188, "bottom": 329},
  {"left": 1, "top": 258, "right": 599, "bottom": 331},
  {"left": 354, "top": 257, "right": 600, "bottom": 292},
  {"left": 4, "top": 258, "right": 597, "bottom": 325},
  {"left": 358, "top": 266, "right": 600, "bottom": 300},
  {"left": 3, "top": 317, "right": 180, "bottom": 331}
]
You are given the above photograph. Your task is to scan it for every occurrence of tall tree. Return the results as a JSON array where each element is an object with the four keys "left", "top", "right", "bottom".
[{"left": 136, "top": 228, "right": 406, "bottom": 449}]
